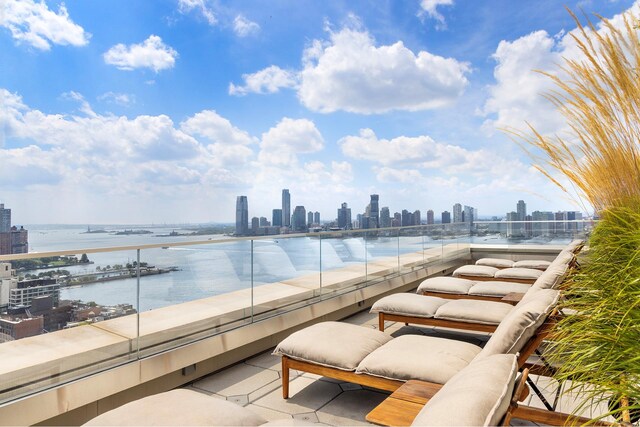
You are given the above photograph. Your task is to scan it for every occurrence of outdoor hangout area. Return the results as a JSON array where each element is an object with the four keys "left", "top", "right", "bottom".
[{"left": 79, "top": 238, "right": 627, "bottom": 426}]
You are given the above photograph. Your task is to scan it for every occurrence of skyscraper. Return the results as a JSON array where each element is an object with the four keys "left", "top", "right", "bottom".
[
  {"left": 282, "top": 189, "right": 291, "bottom": 228},
  {"left": 369, "top": 194, "right": 379, "bottom": 228},
  {"left": 380, "top": 207, "right": 390, "bottom": 228},
  {"left": 517, "top": 200, "right": 527, "bottom": 221},
  {"left": 463, "top": 205, "right": 474, "bottom": 225},
  {"left": 441, "top": 211, "right": 451, "bottom": 224},
  {"left": 307, "top": 211, "right": 314, "bottom": 226},
  {"left": 337, "top": 202, "right": 351, "bottom": 229},
  {"left": 453, "top": 203, "right": 462, "bottom": 223},
  {"left": 292, "top": 206, "right": 306, "bottom": 232},
  {"left": 314, "top": 211, "right": 320, "bottom": 224},
  {"left": 413, "top": 210, "right": 421, "bottom": 225},
  {"left": 272, "top": 209, "right": 282, "bottom": 227},
  {"left": 0, "top": 204, "right": 10, "bottom": 233},
  {"left": 235, "top": 196, "right": 249, "bottom": 236},
  {"left": 426, "top": 210, "right": 434, "bottom": 225}
]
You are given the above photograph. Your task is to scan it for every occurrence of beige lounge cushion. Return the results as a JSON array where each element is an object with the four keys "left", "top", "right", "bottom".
[
  {"left": 356, "top": 335, "right": 481, "bottom": 384},
  {"left": 494, "top": 267, "right": 542, "bottom": 281},
  {"left": 468, "top": 281, "right": 531, "bottom": 297},
  {"left": 272, "top": 322, "right": 391, "bottom": 371},
  {"left": 513, "top": 259, "right": 551, "bottom": 270},
  {"left": 83, "top": 389, "right": 267, "bottom": 426},
  {"left": 552, "top": 250, "right": 575, "bottom": 267},
  {"left": 476, "top": 258, "right": 514, "bottom": 268},
  {"left": 411, "top": 354, "right": 518, "bottom": 426},
  {"left": 417, "top": 277, "right": 477, "bottom": 295},
  {"left": 370, "top": 293, "right": 448, "bottom": 318},
  {"left": 477, "top": 289, "right": 559, "bottom": 358},
  {"left": 434, "top": 300, "right": 513, "bottom": 325},
  {"left": 453, "top": 265, "right": 499, "bottom": 278},
  {"left": 530, "top": 263, "right": 569, "bottom": 291}
]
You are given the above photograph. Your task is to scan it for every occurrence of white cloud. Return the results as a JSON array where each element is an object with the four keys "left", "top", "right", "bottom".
[
  {"left": 180, "top": 110, "right": 257, "bottom": 146},
  {"left": 177, "top": 0, "right": 216, "bottom": 25},
  {"left": 233, "top": 14, "right": 260, "bottom": 37},
  {"left": 259, "top": 118, "right": 324, "bottom": 166},
  {"left": 418, "top": 0, "right": 454, "bottom": 29},
  {"left": 298, "top": 26, "right": 469, "bottom": 113},
  {"left": 374, "top": 166, "right": 424, "bottom": 183},
  {"left": 98, "top": 92, "right": 135, "bottom": 107},
  {"left": 104, "top": 35, "right": 178, "bottom": 72},
  {"left": 62, "top": 91, "right": 97, "bottom": 117},
  {"left": 0, "top": 0, "right": 90, "bottom": 50},
  {"left": 229, "top": 66, "right": 298, "bottom": 96},
  {"left": 482, "top": 2, "right": 640, "bottom": 136}
]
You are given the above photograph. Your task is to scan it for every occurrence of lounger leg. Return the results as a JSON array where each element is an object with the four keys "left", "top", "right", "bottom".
[
  {"left": 378, "top": 314, "right": 385, "bottom": 332},
  {"left": 282, "top": 356, "right": 290, "bottom": 399}
]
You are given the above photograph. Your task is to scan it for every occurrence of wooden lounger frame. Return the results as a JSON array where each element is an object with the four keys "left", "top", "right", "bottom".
[
  {"left": 454, "top": 274, "right": 538, "bottom": 284},
  {"left": 281, "top": 312, "right": 557, "bottom": 399},
  {"left": 418, "top": 290, "right": 521, "bottom": 303}
]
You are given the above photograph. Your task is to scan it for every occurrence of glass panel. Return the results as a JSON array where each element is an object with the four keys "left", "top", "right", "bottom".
[{"left": 0, "top": 249, "right": 139, "bottom": 402}]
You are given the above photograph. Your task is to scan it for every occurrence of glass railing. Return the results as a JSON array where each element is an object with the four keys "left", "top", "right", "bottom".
[{"left": 0, "top": 220, "right": 590, "bottom": 404}]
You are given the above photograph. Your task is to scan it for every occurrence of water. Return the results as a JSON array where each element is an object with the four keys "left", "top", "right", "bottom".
[{"left": 20, "top": 225, "right": 576, "bottom": 312}]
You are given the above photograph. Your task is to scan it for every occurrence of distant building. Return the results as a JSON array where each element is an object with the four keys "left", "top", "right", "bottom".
[
  {"left": 506, "top": 211, "right": 519, "bottom": 237},
  {"left": 426, "top": 210, "right": 434, "bottom": 225},
  {"left": 369, "top": 194, "right": 379, "bottom": 228},
  {"left": 282, "top": 189, "right": 291, "bottom": 228},
  {"left": 0, "top": 263, "right": 18, "bottom": 309},
  {"left": 0, "top": 316, "right": 43, "bottom": 340},
  {"left": 337, "top": 203, "right": 352, "bottom": 229},
  {"left": 9, "top": 278, "right": 59, "bottom": 310},
  {"left": 463, "top": 205, "right": 475, "bottom": 225},
  {"left": 272, "top": 209, "right": 282, "bottom": 227},
  {"left": 0, "top": 204, "right": 10, "bottom": 232},
  {"left": 307, "top": 211, "right": 314, "bottom": 226},
  {"left": 251, "top": 217, "right": 259, "bottom": 232},
  {"left": 517, "top": 200, "right": 527, "bottom": 221},
  {"left": 413, "top": 210, "right": 421, "bottom": 225},
  {"left": 453, "top": 203, "right": 462, "bottom": 223},
  {"left": 292, "top": 206, "right": 307, "bottom": 232},
  {"left": 379, "top": 207, "right": 390, "bottom": 228},
  {"left": 259, "top": 217, "right": 269, "bottom": 227},
  {"left": 401, "top": 210, "right": 411, "bottom": 227},
  {"left": 441, "top": 211, "right": 451, "bottom": 224},
  {"left": 314, "top": 212, "right": 320, "bottom": 225},
  {"left": 235, "top": 196, "right": 249, "bottom": 236}
]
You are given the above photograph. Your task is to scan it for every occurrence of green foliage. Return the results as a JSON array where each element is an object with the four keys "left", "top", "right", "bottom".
[{"left": 549, "top": 204, "right": 640, "bottom": 422}]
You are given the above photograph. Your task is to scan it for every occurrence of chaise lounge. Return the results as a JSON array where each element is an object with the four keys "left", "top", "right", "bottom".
[{"left": 274, "top": 289, "right": 558, "bottom": 399}]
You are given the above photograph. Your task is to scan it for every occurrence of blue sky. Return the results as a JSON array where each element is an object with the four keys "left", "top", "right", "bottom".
[{"left": 0, "top": 0, "right": 637, "bottom": 224}]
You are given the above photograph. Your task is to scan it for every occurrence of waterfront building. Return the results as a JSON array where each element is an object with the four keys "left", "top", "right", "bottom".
[
  {"left": 337, "top": 203, "right": 351, "bottom": 229},
  {"left": 532, "top": 211, "right": 554, "bottom": 236},
  {"left": 282, "top": 189, "right": 291, "bottom": 228},
  {"left": 0, "top": 204, "right": 10, "bottom": 232},
  {"left": 251, "top": 217, "right": 259, "bottom": 233},
  {"left": 0, "top": 263, "right": 17, "bottom": 309},
  {"left": 235, "top": 196, "right": 249, "bottom": 236},
  {"left": 413, "top": 210, "right": 421, "bottom": 225},
  {"left": 506, "top": 211, "right": 520, "bottom": 237},
  {"left": 291, "top": 206, "right": 307, "bottom": 232},
  {"left": 426, "top": 210, "right": 434, "bottom": 225},
  {"left": 441, "top": 211, "right": 451, "bottom": 224},
  {"left": 517, "top": 200, "right": 527, "bottom": 221},
  {"left": 452, "top": 203, "right": 462, "bottom": 223},
  {"left": 401, "top": 209, "right": 411, "bottom": 226},
  {"left": 272, "top": 209, "right": 282, "bottom": 227},
  {"left": 369, "top": 194, "right": 379, "bottom": 228},
  {"left": 9, "top": 278, "right": 60, "bottom": 310},
  {"left": 307, "top": 211, "right": 313, "bottom": 226},
  {"left": 379, "top": 207, "right": 390, "bottom": 228},
  {"left": 259, "top": 217, "right": 269, "bottom": 227},
  {"left": 313, "top": 212, "right": 320, "bottom": 225}
]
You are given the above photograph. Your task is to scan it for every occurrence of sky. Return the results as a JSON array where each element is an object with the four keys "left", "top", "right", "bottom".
[{"left": 0, "top": 0, "right": 638, "bottom": 225}]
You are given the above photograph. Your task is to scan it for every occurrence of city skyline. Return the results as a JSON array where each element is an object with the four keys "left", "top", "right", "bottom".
[{"left": 1, "top": 1, "right": 634, "bottom": 224}]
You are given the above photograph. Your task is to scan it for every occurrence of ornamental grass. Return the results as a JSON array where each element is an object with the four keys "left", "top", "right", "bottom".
[{"left": 509, "top": 9, "right": 640, "bottom": 424}]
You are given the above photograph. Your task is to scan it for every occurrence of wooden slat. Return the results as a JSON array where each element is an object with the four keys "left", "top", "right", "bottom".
[
  {"left": 380, "top": 313, "right": 498, "bottom": 333},
  {"left": 419, "top": 291, "right": 503, "bottom": 302},
  {"left": 391, "top": 380, "right": 441, "bottom": 404},
  {"left": 512, "top": 405, "right": 614, "bottom": 426},
  {"left": 365, "top": 397, "right": 423, "bottom": 426},
  {"left": 501, "top": 292, "right": 526, "bottom": 305}
]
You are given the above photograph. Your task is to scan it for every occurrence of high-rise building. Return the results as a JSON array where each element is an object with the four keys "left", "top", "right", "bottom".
[
  {"left": 380, "top": 207, "right": 390, "bottom": 228},
  {"left": 426, "top": 210, "right": 434, "bottom": 225},
  {"left": 506, "top": 211, "right": 519, "bottom": 237},
  {"left": 413, "top": 210, "right": 421, "bottom": 225},
  {"left": 0, "top": 263, "right": 18, "bottom": 309},
  {"left": 517, "top": 200, "right": 527, "bottom": 221},
  {"left": 307, "top": 211, "right": 314, "bottom": 226},
  {"left": 259, "top": 217, "right": 269, "bottom": 227},
  {"left": 282, "top": 189, "right": 291, "bottom": 228},
  {"left": 292, "top": 206, "right": 307, "bottom": 232},
  {"left": 314, "top": 212, "right": 320, "bottom": 225},
  {"left": 369, "top": 194, "right": 379, "bottom": 228},
  {"left": 10, "top": 226, "right": 28, "bottom": 254},
  {"left": 463, "top": 205, "right": 474, "bottom": 225},
  {"left": 441, "top": 211, "right": 451, "bottom": 224},
  {"left": 401, "top": 210, "right": 411, "bottom": 226},
  {"left": 251, "top": 217, "right": 260, "bottom": 232},
  {"left": 235, "top": 196, "right": 249, "bottom": 236},
  {"left": 0, "top": 204, "right": 11, "bottom": 233},
  {"left": 272, "top": 209, "right": 282, "bottom": 227},
  {"left": 453, "top": 203, "right": 462, "bottom": 223},
  {"left": 337, "top": 203, "right": 351, "bottom": 229}
]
